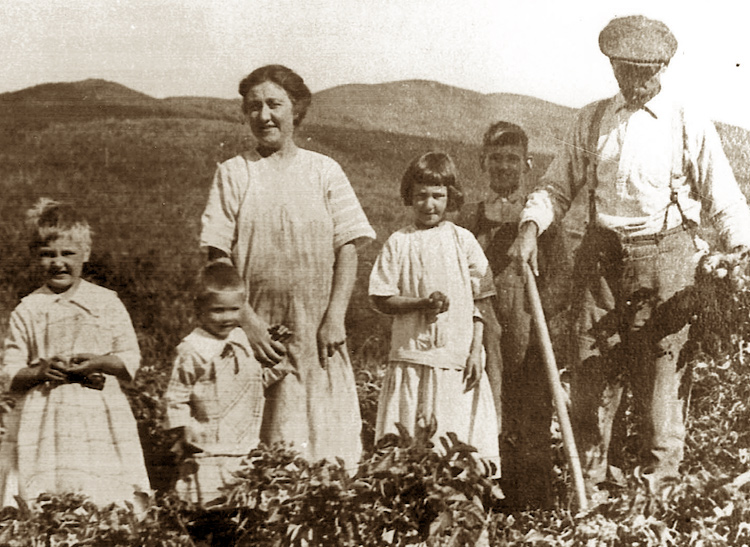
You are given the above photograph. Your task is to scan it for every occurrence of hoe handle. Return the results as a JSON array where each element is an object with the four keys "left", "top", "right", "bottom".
[{"left": 524, "top": 264, "right": 588, "bottom": 512}]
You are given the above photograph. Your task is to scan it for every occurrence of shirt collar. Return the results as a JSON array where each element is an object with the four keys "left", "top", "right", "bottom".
[
  {"left": 185, "top": 326, "right": 251, "bottom": 362},
  {"left": 35, "top": 279, "right": 102, "bottom": 316},
  {"left": 614, "top": 90, "right": 668, "bottom": 119}
]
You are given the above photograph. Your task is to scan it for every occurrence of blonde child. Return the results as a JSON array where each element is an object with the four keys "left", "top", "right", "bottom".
[
  {"left": 0, "top": 198, "right": 150, "bottom": 507},
  {"left": 165, "top": 261, "right": 288, "bottom": 504},
  {"left": 369, "top": 152, "right": 500, "bottom": 469}
]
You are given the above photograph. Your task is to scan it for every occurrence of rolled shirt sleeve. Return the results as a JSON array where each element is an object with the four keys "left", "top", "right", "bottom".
[
  {"left": 688, "top": 113, "right": 750, "bottom": 250},
  {"left": 520, "top": 104, "right": 595, "bottom": 235}
]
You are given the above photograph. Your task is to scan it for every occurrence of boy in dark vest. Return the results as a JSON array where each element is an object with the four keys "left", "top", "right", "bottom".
[{"left": 460, "top": 122, "right": 566, "bottom": 509}]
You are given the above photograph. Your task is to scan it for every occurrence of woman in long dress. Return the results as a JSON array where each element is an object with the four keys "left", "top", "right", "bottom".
[{"left": 200, "top": 65, "right": 375, "bottom": 469}]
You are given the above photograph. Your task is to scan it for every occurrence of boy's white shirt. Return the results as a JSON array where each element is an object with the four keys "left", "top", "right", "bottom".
[{"left": 183, "top": 326, "right": 252, "bottom": 361}]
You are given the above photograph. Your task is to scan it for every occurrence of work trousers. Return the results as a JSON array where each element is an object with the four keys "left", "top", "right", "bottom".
[
  {"left": 570, "top": 226, "right": 695, "bottom": 488},
  {"left": 493, "top": 268, "right": 553, "bottom": 509}
]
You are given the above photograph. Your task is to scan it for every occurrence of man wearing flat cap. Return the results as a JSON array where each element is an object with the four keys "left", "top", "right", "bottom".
[{"left": 511, "top": 15, "right": 750, "bottom": 496}]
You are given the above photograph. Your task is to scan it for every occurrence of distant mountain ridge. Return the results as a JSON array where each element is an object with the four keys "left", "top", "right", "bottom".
[
  {"left": 0, "top": 79, "right": 153, "bottom": 104},
  {"left": 306, "top": 79, "right": 577, "bottom": 155},
  {"left": 2, "top": 78, "right": 749, "bottom": 178}
]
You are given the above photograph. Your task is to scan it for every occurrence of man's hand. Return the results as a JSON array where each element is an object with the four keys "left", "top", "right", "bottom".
[{"left": 509, "top": 221, "right": 540, "bottom": 276}]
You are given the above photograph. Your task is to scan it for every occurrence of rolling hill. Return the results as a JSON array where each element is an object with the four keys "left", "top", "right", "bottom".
[{"left": 306, "top": 79, "right": 577, "bottom": 155}]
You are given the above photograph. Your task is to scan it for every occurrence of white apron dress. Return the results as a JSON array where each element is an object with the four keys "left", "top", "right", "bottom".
[{"left": 201, "top": 149, "right": 375, "bottom": 469}]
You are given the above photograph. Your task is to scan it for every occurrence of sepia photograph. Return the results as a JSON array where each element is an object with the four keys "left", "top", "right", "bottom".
[{"left": 1, "top": 0, "right": 750, "bottom": 544}]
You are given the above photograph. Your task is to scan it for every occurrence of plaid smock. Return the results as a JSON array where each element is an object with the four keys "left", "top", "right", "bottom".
[
  {"left": 165, "top": 327, "right": 264, "bottom": 503},
  {"left": 0, "top": 280, "right": 149, "bottom": 507}
]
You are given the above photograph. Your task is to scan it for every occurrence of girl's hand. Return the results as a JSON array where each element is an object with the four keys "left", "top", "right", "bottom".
[
  {"left": 40, "top": 358, "right": 69, "bottom": 383},
  {"left": 242, "top": 308, "right": 286, "bottom": 367},
  {"left": 425, "top": 291, "right": 449, "bottom": 323},
  {"left": 463, "top": 349, "right": 483, "bottom": 392},
  {"left": 69, "top": 353, "right": 130, "bottom": 381},
  {"left": 318, "top": 312, "right": 346, "bottom": 369},
  {"left": 427, "top": 291, "right": 449, "bottom": 314},
  {"left": 10, "top": 358, "right": 68, "bottom": 392}
]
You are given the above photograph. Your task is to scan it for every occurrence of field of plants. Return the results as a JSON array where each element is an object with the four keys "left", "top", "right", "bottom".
[{"left": 2, "top": 82, "right": 750, "bottom": 544}]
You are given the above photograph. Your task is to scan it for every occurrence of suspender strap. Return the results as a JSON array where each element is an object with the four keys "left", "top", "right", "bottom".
[
  {"left": 664, "top": 105, "right": 701, "bottom": 249},
  {"left": 584, "top": 98, "right": 612, "bottom": 226}
]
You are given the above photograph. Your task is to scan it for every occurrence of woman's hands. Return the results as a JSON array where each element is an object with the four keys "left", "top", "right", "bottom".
[{"left": 318, "top": 311, "right": 346, "bottom": 369}]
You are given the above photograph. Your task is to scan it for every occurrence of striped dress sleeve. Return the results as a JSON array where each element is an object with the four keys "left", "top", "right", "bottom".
[
  {"left": 324, "top": 158, "right": 376, "bottom": 249},
  {"left": 200, "top": 159, "right": 243, "bottom": 254}
]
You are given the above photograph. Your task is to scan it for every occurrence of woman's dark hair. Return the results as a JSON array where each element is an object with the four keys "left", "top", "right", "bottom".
[
  {"left": 400, "top": 152, "right": 464, "bottom": 212},
  {"left": 238, "top": 65, "right": 312, "bottom": 126}
]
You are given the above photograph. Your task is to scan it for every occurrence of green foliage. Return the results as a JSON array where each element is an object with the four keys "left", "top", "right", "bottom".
[
  {"left": 1, "top": 92, "right": 750, "bottom": 545},
  {"left": 0, "top": 433, "right": 504, "bottom": 547}
]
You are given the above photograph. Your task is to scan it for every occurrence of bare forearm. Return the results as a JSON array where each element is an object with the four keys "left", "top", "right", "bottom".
[
  {"left": 471, "top": 318, "right": 484, "bottom": 354},
  {"left": 326, "top": 243, "right": 358, "bottom": 321},
  {"left": 372, "top": 295, "right": 432, "bottom": 315},
  {"left": 10, "top": 368, "right": 43, "bottom": 392}
]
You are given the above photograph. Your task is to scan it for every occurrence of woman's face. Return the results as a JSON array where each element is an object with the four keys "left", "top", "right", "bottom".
[{"left": 244, "top": 81, "right": 296, "bottom": 152}]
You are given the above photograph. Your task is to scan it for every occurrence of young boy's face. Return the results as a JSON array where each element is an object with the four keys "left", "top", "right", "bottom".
[
  {"left": 484, "top": 143, "right": 528, "bottom": 196},
  {"left": 199, "top": 290, "right": 245, "bottom": 339},
  {"left": 37, "top": 235, "right": 89, "bottom": 294}
]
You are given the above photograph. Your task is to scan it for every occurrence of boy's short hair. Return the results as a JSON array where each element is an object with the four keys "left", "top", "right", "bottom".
[
  {"left": 195, "top": 261, "right": 245, "bottom": 309},
  {"left": 26, "top": 198, "right": 92, "bottom": 252},
  {"left": 400, "top": 151, "right": 465, "bottom": 212},
  {"left": 482, "top": 121, "right": 529, "bottom": 153}
]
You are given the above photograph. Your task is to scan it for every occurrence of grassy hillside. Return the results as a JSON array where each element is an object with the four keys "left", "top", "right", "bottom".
[{"left": 307, "top": 79, "right": 578, "bottom": 155}]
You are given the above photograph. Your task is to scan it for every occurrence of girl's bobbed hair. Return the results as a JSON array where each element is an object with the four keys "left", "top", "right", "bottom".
[
  {"left": 26, "top": 198, "right": 92, "bottom": 252},
  {"left": 400, "top": 152, "right": 464, "bottom": 212},
  {"left": 239, "top": 65, "right": 312, "bottom": 126},
  {"left": 195, "top": 260, "right": 245, "bottom": 311}
]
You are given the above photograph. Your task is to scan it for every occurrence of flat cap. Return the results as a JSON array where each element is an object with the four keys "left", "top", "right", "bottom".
[{"left": 599, "top": 15, "right": 677, "bottom": 64}]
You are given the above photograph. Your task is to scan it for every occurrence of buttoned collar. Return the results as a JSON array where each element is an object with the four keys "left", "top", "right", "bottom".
[
  {"left": 184, "top": 326, "right": 251, "bottom": 363},
  {"left": 614, "top": 90, "right": 669, "bottom": 119},
  {"left": 33, "top": 279, "right": 103, "bottom": 317}
]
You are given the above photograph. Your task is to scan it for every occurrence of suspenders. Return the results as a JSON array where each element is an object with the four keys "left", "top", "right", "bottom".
[
  {"left": 583, "top": 97, "right": 700, "bottom": 249},
  {"left": 583, "top": 98, "right": 612, "bottom": 227}
]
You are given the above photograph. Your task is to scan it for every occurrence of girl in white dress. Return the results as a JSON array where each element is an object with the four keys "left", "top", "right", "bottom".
[
  {"left": 0, "top": 199, "right": 149, "bottom": 507},
  {"left": 369, "top": 152, "right": 500, "bottom": 470}
]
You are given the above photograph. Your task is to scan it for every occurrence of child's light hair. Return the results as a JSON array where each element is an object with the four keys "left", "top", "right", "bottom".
[
  {"left": 195, "top": 260, "right": 245, "bottom": 310},
  {"left": 26, "top": 198, "right": 92, "bottom": 252}
]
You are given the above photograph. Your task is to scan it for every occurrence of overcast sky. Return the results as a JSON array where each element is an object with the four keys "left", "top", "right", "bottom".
[{"left": 3, "top": 0, "right": 749, "bottom": 128}]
